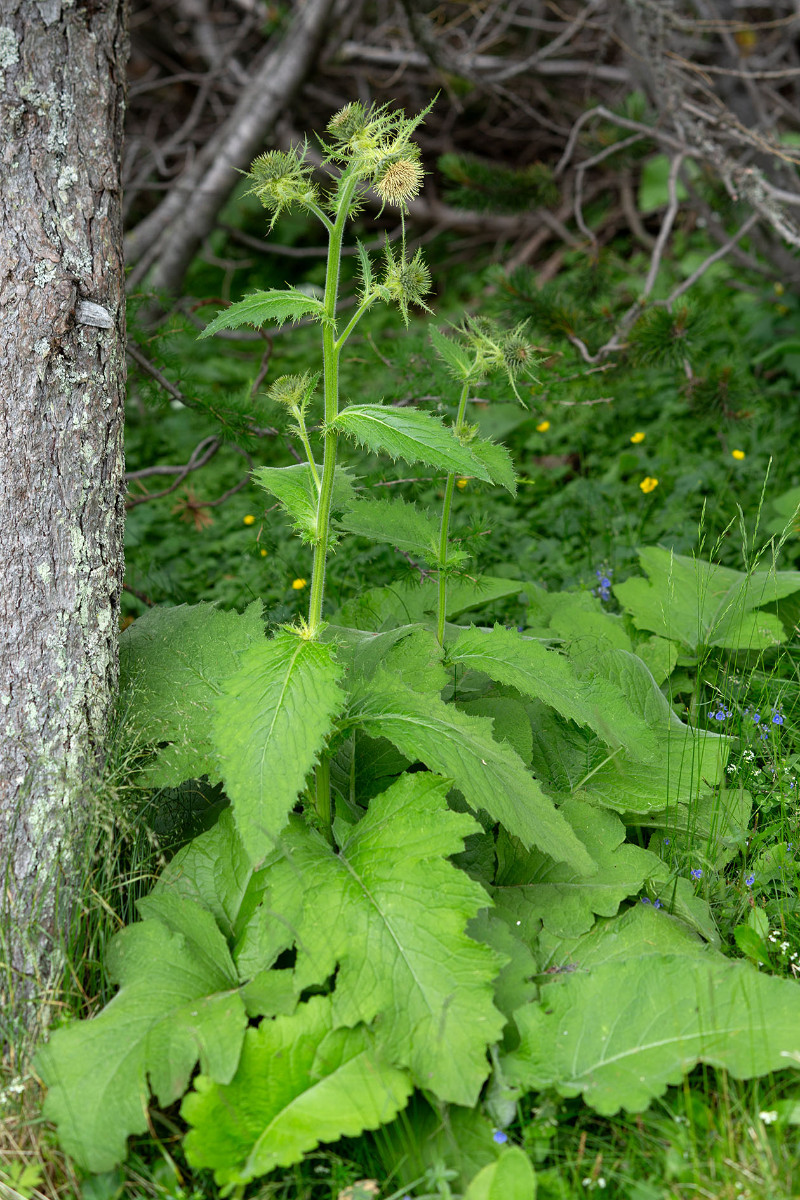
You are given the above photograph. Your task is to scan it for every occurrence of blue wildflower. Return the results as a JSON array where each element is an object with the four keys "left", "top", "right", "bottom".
[
  {"left": 593, "top": 566, "right": 613, "bottom": 602},
  {"left": 753, "top": 713, "right": 761, "bottom": 724},
  {"left": 493, "top": 1130, "right": 508, "bottom": 1144},
  {"left": 773, "top": 712, "right": 784, "bottom": 726},
  {"left": 690, "top": 868, "right": 703, "bottom": 881},
  {"left": 641, "top": 896, "right": 651, "bottom": 904},
  {"left": 745, "top": 873, "right": 755, "bottom": 887},
  {"left": 654, "top": 899, "right": 663, "bottom": 909},
  {"left": 664, "top": 838, "right": 670, "bottom": 846}
]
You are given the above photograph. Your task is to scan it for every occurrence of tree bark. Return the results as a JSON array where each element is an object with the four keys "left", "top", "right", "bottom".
[{"left": 0, "top": 0, "right": 127, "bottom": 1060}]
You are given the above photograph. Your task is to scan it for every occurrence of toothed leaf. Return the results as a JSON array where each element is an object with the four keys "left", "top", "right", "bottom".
[
  {"left": 199, "top": 289, "right": 327, "bottom": 338},
  {"left": 333, "top": 404, "right": 491, "bottom": 478},
  {"left": 182, "top": 996, "right": 411, "bottom": 1185},
  {"left": 213, "top": 630, "right": 345, "bottom": 862}
]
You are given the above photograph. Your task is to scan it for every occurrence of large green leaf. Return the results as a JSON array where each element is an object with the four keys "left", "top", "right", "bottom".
[
  {"left": 346, "top": 672, "right": 595, "bottom": 873},
  {"left": 504, "top": 950, "right": 800, "bottom": 1114},
  {"left": 329, "top": 624, "right": 449, "bottom": 694},
  {"left": 333, "top": 404, "right": 491, "bottom": 478},
  {"left": 36, "top": 899, "right": 247, "bottom": 1173},
  {"left": 536, "top": 903, "right": 711, "bottom": 973},
  {"left": 336, "top": 496, "right": 442, "bottom": 560},
  {"left": 546, "top": 650, "right": 730, "bottom": 816},
  {"left": 199, "top": 289, "right": 327, "bottom": 338},
  {"left": 493, "top": 800, "right": 662, "bottom": 940},
  {"left": 181, "top": 996, "right": 412, "bottom": 1185},
  {"left": 447, "top": 626, "right": 658, "bottom": 763},
  {"left": 463, "top": 1148, "right": 537, "bottom": 1200},
  {"left": 614, "top": 548, "right": 800, "bottom": 651},
  {"left": 252, "top": 462, "right": 354, "bottom": 542},
  {"left": 330, "top": 575, "right": 526, "bottom": 632},
  {"left": 119, "top": 601, "right": 264, "bottom": 787},
  {"left": 213, "top": 630, "right": 345, "bottom": 862},
  {"left": 151, "top": 808, "right": 268, "bottom": 942},
  {"left": 240, "top": 774, "right": 505, "bottom": 1105}
]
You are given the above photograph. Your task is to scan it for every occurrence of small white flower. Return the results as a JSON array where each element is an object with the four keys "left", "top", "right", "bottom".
[{"left": 759, "top": 1110, "right": 779, "bottom": 1124}]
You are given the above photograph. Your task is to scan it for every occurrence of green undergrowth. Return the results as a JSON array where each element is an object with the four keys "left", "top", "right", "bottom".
[{"left": 5, "top": 100, "right": 800, "bottom": 1200}]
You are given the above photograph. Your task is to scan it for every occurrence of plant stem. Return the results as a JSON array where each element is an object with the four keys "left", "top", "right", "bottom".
[
  {"left": 334, "top": 290, "right": 379, "bottom": 352},
  {"left": 307, "top": 171, "right": 359, "bottom": 845},
  {"left": 295, "top": 412, "right": 321, "bottom": 489},
  {"left": 307, "top": 172, "right": 359, "bottom": 637},
  {"left": 436, "top": 379, "right": 471, "bottom": 645}
]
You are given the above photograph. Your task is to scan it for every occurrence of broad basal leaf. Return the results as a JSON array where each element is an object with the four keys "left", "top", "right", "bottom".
[
  {"left": 151, "top": 808, "right": 268, "bottom": 942},
  {"left": 504, "top": 951, "right": 800, "bottom": 1115},
  {"left": 337, "top": 496, "right": 442, "bottom": 559},
  {"left": 614, "top": 547, "right": 800, "bottom": 651},
  {"left": 581, "top": 722, "right": 727, "bottom": 815},
  {"left": 546, "top": 649, "right": 730, "bottom": 816},
  {"left": 467, "top": 910, "right": 537, "bottom": 1038},
  {"left": 333, "top": 404, "right": 491, "bottom": 478},
  {"left": 493, "top": 800, "right": 661, "bottom": 941},
  {"left": 329, "top": 624, "right": 449, "bottom": 694},
  {"left": 346, "top": 671, "right": 595, "bottom": 873},
  {"left": 36, "top": 900, "right": 247, "bottom": 1173},
  {"left": 213, "top": 630, "right": 345, "bottom": 862},
  {"left": 330, "top": 575, "right": 525, "bottom": 632},
  {"left": 242, "top": 774, "right": 504, "bottom": 1105},
  {"left": 536, "top": 903, "right": 711, "bottom": 974},
  {"left": 463, "top": 1147, "right": 537, "bottom": 1200},
  {"left": 447, "top": 626, "right": 658, "bottom": 763},
  {"left": 457, "top": 697, "right": 533, "bottom": 765},
  {"left": 181, "top": 995, "right": 411, "bottom": 1185},
  {"left": 199, "top": 289, "right": 327, "bottom": 338},
  {"left": 119, "top": 601, "right": 264, "bottom": 787}
]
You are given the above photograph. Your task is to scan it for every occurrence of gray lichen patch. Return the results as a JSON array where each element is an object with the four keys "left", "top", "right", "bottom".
[{"left": 0, "top": 25, "right": 19, "bottom": 70}]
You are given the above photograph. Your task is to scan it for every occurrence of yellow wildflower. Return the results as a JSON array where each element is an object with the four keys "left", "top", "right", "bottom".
[
  {"left": 291, "top": 578, "right": 307, "bottom": 590},
  {"left": 536, "top": 420, "right": 550, "bottom": 432},
  {"left": 639, "top": 477, "right": 659, "bottom": 494},
  {"left": 774, "top": 282, "right": 785, "bottom": 297},
  {"left": 456, "top": 478, "right": 468, "bottom": 490},
  {"left": 630, "top": 431, "right": 646, "bottom": 444},
  {"left": 243, "top": 514, "right": 256, "bottom": 526},
  {"left": 732, "top": 449, "right": 746, "bottom": 461},
  {"left": 260, "top": 548, "right": 267, "bottom": 557}
]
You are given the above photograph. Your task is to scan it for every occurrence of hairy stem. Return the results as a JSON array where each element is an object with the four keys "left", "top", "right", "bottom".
[
  {"left": 307, "top": 171, "right": 360, "bottom": 843},
  {"left": 307, "top": 172, "right": 359, "bottom": 636},
  {"left": 436, "top": 379, "right": 471, "bottom": 645}
]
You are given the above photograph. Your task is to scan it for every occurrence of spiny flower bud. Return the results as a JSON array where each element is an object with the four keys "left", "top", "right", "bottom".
[
  {"left": 380, "top": 243, "right": 432, "bottom": 326},
  {"left": 244, "top": 148, "right": 317, "bottom": 228},
  {"left": 374, "top": 157, "right": 424, "bottom": 207},
  {"left": 502, "top": 331, "right": 537, "bottom": 376},
  {"left": 327, "top": 102, "right": 370, "bottom": 145},
  {"left": 266, "top": 371, "right": 318, "bottom": 416}
]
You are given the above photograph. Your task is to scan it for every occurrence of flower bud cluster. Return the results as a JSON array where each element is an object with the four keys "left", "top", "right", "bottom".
[{"left": 324, "top": 100, "right": 432, "bottom": 210}]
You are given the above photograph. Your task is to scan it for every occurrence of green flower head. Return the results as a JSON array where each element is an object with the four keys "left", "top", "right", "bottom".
[
  {"left": 379, "top": 241, "right": 432, "bottom": 326},
  {"left": 243, "top": 145, "right": 318, "bottom": 229}
]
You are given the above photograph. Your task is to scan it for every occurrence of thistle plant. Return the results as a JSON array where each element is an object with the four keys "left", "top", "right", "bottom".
[{"left": 34, "top": 105, "right": 800, "bottom": 1195}]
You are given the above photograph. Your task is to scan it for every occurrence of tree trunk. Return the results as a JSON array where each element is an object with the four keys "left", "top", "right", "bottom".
[{"left": 0, "top": 0, "right": 127, "bottom": 1061}]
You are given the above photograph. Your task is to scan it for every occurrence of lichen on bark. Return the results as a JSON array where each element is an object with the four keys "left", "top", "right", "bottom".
[{"left": 0, "top": 0, "right": 128, "bottom": 1061}]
